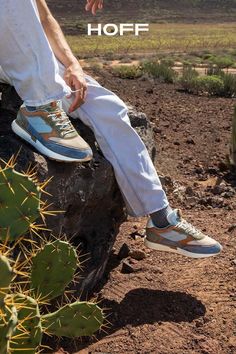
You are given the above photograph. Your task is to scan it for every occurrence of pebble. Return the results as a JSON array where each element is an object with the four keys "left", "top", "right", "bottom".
[
  {"left": 129, "top": 250, "right": 147, "bottom": 261},
  {"left": 146, "top": 88, "right": 153, "bottom": 94},
  {"left": 121, "top": 260, "right": 141, "bottom": 274},
  {"left": 228, "top": 224, "right": 236, "bottom": 232},
  {"left": 118, "top": 243, "right": 130, "bottom": 260},
  {"left": 186, "top": 138, "right": 195, "bottom": 145}
]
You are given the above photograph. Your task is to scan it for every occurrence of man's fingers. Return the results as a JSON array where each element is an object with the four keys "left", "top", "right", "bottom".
[
  {"left": 81, "top": 86, "right": 87, "bottom": 102},
  {"left": 92, "top": 0, "right": 100, "bottom": 15},
  {"left": 68, "top": 85, "right": 87, "bottom": 113},
  {"left": 69, "top": 91, "right": 84, "bottom": 113},
  {"left": 85, "top": 0, "right": 103, "bottom": 14}
]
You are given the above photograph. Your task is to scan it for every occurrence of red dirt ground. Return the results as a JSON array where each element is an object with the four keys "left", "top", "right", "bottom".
[{"left": 51, "top": 68, "right": 236, "bottom": 354}]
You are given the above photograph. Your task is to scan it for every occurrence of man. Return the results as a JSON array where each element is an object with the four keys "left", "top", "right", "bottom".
[{"left": 0, "top": 0, "right": 222, "bottom": 258}]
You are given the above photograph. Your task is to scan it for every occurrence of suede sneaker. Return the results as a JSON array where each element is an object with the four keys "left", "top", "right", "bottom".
[
  {"left": 145, "top": 209, "right": 222, "bottom": 258},
  {"left": 12, "top": 101, "right": 93, "bottom": 162}
]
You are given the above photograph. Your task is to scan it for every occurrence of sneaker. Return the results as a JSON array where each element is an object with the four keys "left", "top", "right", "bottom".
[
  {"left": 11, "top": 101, "right": 93, "bottom": 162},
  {"left": 144, "top": 209, "right": 222, "bottom": 258}
]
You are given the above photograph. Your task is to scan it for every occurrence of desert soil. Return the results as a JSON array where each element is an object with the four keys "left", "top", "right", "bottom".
[{"left": 51, "top": 68, "right": 236, "bottom": 354}]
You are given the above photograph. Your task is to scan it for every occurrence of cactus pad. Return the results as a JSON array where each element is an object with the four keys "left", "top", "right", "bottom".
[
  {"left": 10, "top": 294, "right": 42, "bottom": 354},
  {"left": 0, "top": 167, "right": 41, "bottom": 241},
  {"left": 30, "top": 240, "right": 78, "bottom": 300},
  {"left": 0, "top": 255, "right": 14, "bottom": 302},
  {"left": 42, "top": 301, "right": 104, "bottom": 337},
  {"left": 0, "top": 305, "right": 18, "bottom": 354}
]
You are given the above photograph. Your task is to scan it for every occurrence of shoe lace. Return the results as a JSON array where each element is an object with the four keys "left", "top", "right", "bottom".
[
  {"left": 176, "top": 219, "right": 205, "bottom": 240},
  {"left": 48, "top": 108, "right": 75, "bottom": 137}
]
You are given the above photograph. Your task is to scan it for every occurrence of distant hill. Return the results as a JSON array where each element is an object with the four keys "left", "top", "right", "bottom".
[{"left": 47, "top": 0, "right": 236, "bottom": 33}]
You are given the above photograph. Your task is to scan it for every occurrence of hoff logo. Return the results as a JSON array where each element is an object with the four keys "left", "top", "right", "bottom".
[{"left": 87, "top": 23, "right": 149, "bottom": 36}]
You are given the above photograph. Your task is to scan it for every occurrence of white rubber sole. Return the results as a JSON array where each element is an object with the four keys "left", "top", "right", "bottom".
[
  {"left": 144, "top": 237, "right": 221, "bottom": 259},
  {"left": 12, "top": 120, "right": 92, "bottom": 163}
]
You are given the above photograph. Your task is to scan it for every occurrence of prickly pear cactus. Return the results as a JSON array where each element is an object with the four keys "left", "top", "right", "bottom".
[
  {"left": 0, "top": 304, "right": 18, "bottom": 354},
  {"left": 0, "top": 254, "right": 17, "bottom": 354},
  {"left": 0, "top": 156, "right": 105, "bottom": 353},
  {"left": 0, "top": 165, "right": 41, "bottom": 241},
  {"left": 42, "top": 302, "right": 104, "bottom": 337},
  {"left": 230, "top": 105, "right": 236, "bottom": 168},
  {"left": 10, "top": 294, "right": 42, "bottom": 354},
  {"left": 0, "top": 255, "right": 14, "bottom": 303},
  {"left": 30, "top": 240, "right": 78, "bottom": 300}
]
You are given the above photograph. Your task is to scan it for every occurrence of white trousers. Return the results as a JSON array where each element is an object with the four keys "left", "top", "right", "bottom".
[{"left": 0, "top": 0, "right": 168, "bottom": 216}]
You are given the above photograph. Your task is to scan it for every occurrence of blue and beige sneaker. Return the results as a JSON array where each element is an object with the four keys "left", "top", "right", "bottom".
[
  {"left": 11, "top": 101, "right": 93, "bottom": 162},
  {"left": 145, "top": 209, "right": 222, "bottom": 258}
]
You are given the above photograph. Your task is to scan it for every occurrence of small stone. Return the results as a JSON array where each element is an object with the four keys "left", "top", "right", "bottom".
[
  {"left": 117, "top": 243, "right": 130, "bottom": 260},
  {"left": 173, "top": 141, "right": 180, "bottom": 146},
  {"left": 153, "top": 127, "right": 162, "bottom": 134},
  {"left": 159, "top": 175, "right": 173, "bottom": 188},
  {"left": 146, "top": 88, "right": 153, "bottom": 94},
  {"left": 129, "top": 250, "right": 146, "bottom": 261},
  {"left": 153, "top": 267, "right": 163, "bottom": 274},
  {"left": 212, "top": 185, "right": 224, "bottom": 195},
  {"left": 185, "top": 186, "right": 195, "bottom": 196},
  {"left": 121, "top": 260, "right": 134, "bottom": 273},
  {"left": 228, "top": 224, "right": 236, "bottom": 232},
  {"left": 231, "top": 259, "right": 236, "bottom": 265},
  {"left": 130, "top": 228, "right": 146, "bottom": 240},
  {"left": 121, "top": 260, "right": 141, "bottom": 274},
  {"left": 186, "top": 138, "right": 195, "bottom": 145}
]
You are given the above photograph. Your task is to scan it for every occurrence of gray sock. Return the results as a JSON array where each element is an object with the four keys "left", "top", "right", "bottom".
[{"left": 150, "top": 205, "right": 173, "bottom": 228}]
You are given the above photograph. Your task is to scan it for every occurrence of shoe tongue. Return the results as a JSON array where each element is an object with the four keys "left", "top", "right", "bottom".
[
  {"left": 167, "top": 209, "right": 182, "bottom": 226},
  {"left": 36, "top": 101, "right": 61, "bottom": 113}
]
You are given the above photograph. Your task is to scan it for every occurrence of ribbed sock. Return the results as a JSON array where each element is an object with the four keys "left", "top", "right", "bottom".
[{"left": 150, "top": 205, "right": 173, "bottom": 228}]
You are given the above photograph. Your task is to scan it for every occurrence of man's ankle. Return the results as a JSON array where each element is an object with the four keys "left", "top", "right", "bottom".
[{"left": 150, "top": 205, "right": 173, "bottom": 228}]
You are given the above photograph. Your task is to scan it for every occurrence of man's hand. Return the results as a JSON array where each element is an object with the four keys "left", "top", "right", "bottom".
[
  {"left": 64, "top": 62, "right": 87, "bottom": 113},
  {"left": 85, "top": 0, "right": 104, "bottom": 15}
]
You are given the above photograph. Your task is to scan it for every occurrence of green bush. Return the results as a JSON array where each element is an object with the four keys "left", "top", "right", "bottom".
[
  {"left": 202, "top": 53, "right": 215, "bottom": 60},
  {"left": 160, "top": 58, "right": 175, "bottom": 67},
  {"left": 179, "top": 68, "right": 224, "bottom": 96},
  {"left": 113, "top": 65, "right": 142, "bottom": 79},
  {"left": 194, "top": 75, "right": 224, "bottom": 95},
  {"left": 141, "top": 60, "right": 177, "bottom": 83},
  {"left": 221, "top": 72, "right": 236, "bottom": 97},
  {"left": 212, "top": 56, "right": 235, "bottom": 69},
  {"left": 180, "top": 64, "right": 236, "bottom": 97},
  {"left": 179, "top": 66, "right": 199, "bottom": 92}
]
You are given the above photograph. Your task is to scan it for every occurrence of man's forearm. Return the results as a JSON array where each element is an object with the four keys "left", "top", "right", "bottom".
[{"left": 41, "top": 15, "right": 77, "bottom": 68}]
